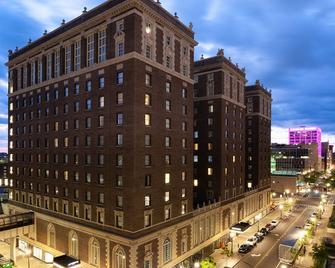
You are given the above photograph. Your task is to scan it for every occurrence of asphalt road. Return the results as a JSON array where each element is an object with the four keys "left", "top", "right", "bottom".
[{"left": 232, "top": 196, "right": 320, "bottom": 268}]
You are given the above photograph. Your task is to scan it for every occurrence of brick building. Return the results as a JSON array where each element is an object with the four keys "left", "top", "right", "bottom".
[
  {"left": 245, "top": 81, "right": 272, "bottom": 190},
  {"left": 193, "top": 49, "right": 247, "bottom": 206},
  {"left": 6, "top": 1, "right": 271, "bottom": 267}
]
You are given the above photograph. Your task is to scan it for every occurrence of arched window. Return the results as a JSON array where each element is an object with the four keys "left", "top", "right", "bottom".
[
  {"left": 68, "top": 231, "right": 78, "bottom": 258},
  {"left": 47, "top": 223, "right": 56, "bottom": 248},
  {"left": 89, "top": 238, "right": 100, "bottom": 267},
  {"left": 113, "top": 246, "right": 126, "bottom": 268},
  {"left": 163, "top": 238, "right": 171, "bottom": 263}
]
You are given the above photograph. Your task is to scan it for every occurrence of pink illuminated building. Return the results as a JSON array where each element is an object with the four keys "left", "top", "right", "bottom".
[{"left": 289, "top": 126, "right": 322, "bottom": 156}]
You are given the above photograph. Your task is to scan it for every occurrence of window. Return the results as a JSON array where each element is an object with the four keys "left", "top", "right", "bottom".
[
  {"left": 86, "top": 191, "right": 91, "bottom": 201},
  {"left": 114, "top": 246, "right": 126, "bottom": 268},
  {"left": 117, "top": 195, "right": 123, "bottom": 208},
  {"left": 144, "top": 212, "right": 152, "bottom": 227},
  {"left": 166, "top": 81, "right": 171, "bottom": 93},
  {"left": 117, "top": 92, "right": 124, "bottom": 104},
  {"left": 208, "top": 168, "right": 213, "bottom": 175},
  {"left": 117, "top": 113, "right": 124, "bottom": 125},
  {"left": 165, "top": 118, "right": 171, "bottom": 129},
  {"left": 145, "top": 73, "right": 151, "bottom": 86},
  {"left": 69, "top": 231, "right": 79, "bottom": 258},
  {"left": 165, "top": 137, "right": 171, "bottom": 147},
  {"left": 98, "top": 174, "right": 104, "bottom": 184},
  {"left": 209, "top": 104, "right": 214, "bottom": 113},
  {"left": 117, "top": 134, "right": 123, "bottom": 146},
  {"left": 144, "top": 134, "right": 151, "bottom": 146},
  {"left": 74, "top": 41, "right": 81, "bottom": 71},
  {"left": 117, "top": 72, "right": 124, "bottom": 85},
  {"left": 144, "top": 94, "right": 151, "bottom": 106},
  {"left": 89, "top": 238, "right": 100, "bottom": 267},
  {"left": 165, "top": 173, "right": 170, "bottom": 184},
  {"left": 87, "top": 34, "right": 94, "bottom": 66},
  {"left": 144, "top": 195, "right": 151, "bottom": 207},
  {"left": 98, "top": 29, "right": 106, "bottom": 62},
  {"left": 86, "top": 80, "right": 92, "bottom": 92},
  {"left": 115, "top": 213, "right": 123, "bottom": 229},
  {"left": 116, "top": 175, "right": 123, "bottom": 187},
  {"left": 117, "top": 42, "right": 124, "bottom": 56},
  {"left": 145, "top": 114, "right": 151, "bottom": 126},
  {"left": 99, "top": 77, "right": 105, "bottom": 89},
  {"left": 182, "top": 188, "right": 186, "bottom": 198},
  {"left": 47, "top": 224, "right": 56, "bottom": 248},
  {"left": 165, "top": 192, "right": 170, "bottom": 202},
  {"left": 99, "top": 96, "right": 104, "bottom": 108},
  {"left": 163, "top": 239, "right": 171, "bottom": 263},
  {"left": 98, "top": 115, "right": 104, "bottom": 127},
  {"left": 165, "top": 207, "right": 171, "bottom": 220},
  {"left": 145, "top": 45, "right": 152, "bottom": 59},
  {"left": 182, "top": 88, "right": 187, "bottom": 98},
  {"left": 165, "top": 100, "right": 171, "bottom": 111},
  {"left": 86, "top": 99, "right": 92, "bottom": 110},
  {"left": 145, "top": 175, "right": 151, "bottom": 187},
  {"left": 165, "top": 154, "right": 171, "bottom": 165},
  {"left": 65, "top": 45, "right": 71, "bottom": 74},
  {"left": 144, "top": 155, "right": 151, "bottom": 166},
  {"left": 117, "top": 154, "right": 123, "bottom": 167}
]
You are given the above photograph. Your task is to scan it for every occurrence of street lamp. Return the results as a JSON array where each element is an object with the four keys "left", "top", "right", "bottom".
[
  {"left": 279, "top": 204, "right": 284, "bottom": 218},
  {"left": 193, "top": 261, "right": 200, "bottom": 268},
  {"left": 230, "top": 231, "right": 236, "bottom": 254},
  {"left": 255, "top": 214, "right": 262, "bottom": 231},
  {"left": 25, "top": 248, "right": 31, "bottom": 268}
]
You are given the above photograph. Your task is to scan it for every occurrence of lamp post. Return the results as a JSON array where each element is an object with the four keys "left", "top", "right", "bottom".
[
  {"left": 279, "top": 204, "right": 284, "bottom": 219},
  {"left": 25, "top": 248, "right": 31, "bottom": 268},
  {"left": 255, "top": 214, "right": 261, "bottom": 232},
  {"left": 194, "top": 261, "right": 200, "bottom": 268}
]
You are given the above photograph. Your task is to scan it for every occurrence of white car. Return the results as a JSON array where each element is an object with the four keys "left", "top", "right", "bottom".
[
  {"left": 270, "top": 220, "right": 280, "bottom": 227},
  {"left": 245, "top": 236, "right": 258, "bottom": 246}
]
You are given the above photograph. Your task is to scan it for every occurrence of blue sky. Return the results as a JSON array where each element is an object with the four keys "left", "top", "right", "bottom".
[{"left": 0, "top": 0, "right": 335, "bottom": 152}]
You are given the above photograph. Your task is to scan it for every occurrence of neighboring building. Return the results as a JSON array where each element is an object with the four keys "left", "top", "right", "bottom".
[
  {"left": 245, "top": 80, "right": 272, "bottom": 190},
  {"left": 271, "top": 143, "right": 319, "bottom": 176},
  {"left": 321, "top": 142, "right": 333, "bottom": 172},
  {"left": 6, "top": 1, "right": 271, "bottom": 267},
  {"left": 193, "top": 49, "right": 247, "bottom": 206},
  {"left": 289, "top": 126, "right": 322, "bottom": 157},
  {"left": 271, "top": 175, "right": 297, "bottom": 195}
]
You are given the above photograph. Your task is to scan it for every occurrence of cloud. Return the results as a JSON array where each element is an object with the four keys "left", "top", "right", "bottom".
[
  {"left": 203, "top": 0, "right": 223, "bottom": 21},
  {"left": 0, "top": 78, "right": 7, "bottom": 92},
  {"left": 3, "top": 0, "right": 102, "bottom": 31}
]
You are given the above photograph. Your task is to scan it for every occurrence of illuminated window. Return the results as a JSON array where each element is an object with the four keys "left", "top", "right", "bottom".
[
  {"left": 208, "top": 168, "right": 213, "bottom": 175},
  {"left": 145, "top": 114, "right": 151, "bottom": 126},
  {"left": 194, "top": 143, "right": 199, "bottom": 150},
  {"left": 165, "top": 173, "right": 170, "bottom": 184}
]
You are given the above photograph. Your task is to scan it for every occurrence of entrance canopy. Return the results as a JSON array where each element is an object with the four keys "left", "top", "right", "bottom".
[{"left": 53, "top": 255, "right": 80, "bottom": 268}]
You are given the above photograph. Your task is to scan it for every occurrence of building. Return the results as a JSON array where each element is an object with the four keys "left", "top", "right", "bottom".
[
  {"left": 6, "top": 1, "right": 271, "bottom": 267},
  {"left": 271, "top": 143, "right": 319, "bottom": 175},
  {"left": 321, "top": 142, "right": 333, "bottom": 172},
  {"left": 289, "top": 126, "right": 322, "bottom": 157},
  {"left": 193, "top": 49, "right": 247, "bottom": 206},
  {"left": 245, "top": 81, "right": 272, "bottom": 190}
]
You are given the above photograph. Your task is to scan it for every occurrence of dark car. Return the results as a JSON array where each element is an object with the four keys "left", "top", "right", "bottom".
[
  {"left": 238, "top": 244, "right": 253, "bottom": 253},
  {"left": 254, "top": 233, "right": 264, "bottom": 242},
  {"left": 260, "top": 227, "right": 269, "bottom": 235}
]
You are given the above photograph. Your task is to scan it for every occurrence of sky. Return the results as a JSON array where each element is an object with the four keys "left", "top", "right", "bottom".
[{"left": 0, "top": 0, "right": 335, "bottom": 152}]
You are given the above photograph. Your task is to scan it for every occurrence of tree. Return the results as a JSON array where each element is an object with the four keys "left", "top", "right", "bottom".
[
  {"left": 311, "top": 243, "right": 328, "bottom": 268},
  {"left": 200, "top": 257, "right": 216, "bottom": 268}
]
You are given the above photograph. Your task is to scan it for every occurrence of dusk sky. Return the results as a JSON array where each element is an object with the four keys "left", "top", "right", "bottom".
[{"left": 0, "top": 0, "right": 335, "bottom": 152}]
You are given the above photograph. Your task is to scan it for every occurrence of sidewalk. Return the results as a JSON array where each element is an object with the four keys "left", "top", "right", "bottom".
[
  {"left": 212, "top": 207, "right": 282, "bottom": 268},
  {"left": 0, "top": 240, "right": 93, "bottom": 268},
  {"left": 294, "top": 201, "right": 333, "bottom": 268}
]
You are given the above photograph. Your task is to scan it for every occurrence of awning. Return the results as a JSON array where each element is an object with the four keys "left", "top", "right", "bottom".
[
  {"left": 53, "top": 255, "right": 80, "bottom": 268},
  {"left": 230, "top": 222, "right": 251, "bottom": 233}
]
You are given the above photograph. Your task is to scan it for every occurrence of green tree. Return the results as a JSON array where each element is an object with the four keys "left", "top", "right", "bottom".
[
  {"left": 200, "top": 257, "right": 216, "bottom": 268},
  {"left": 311, "top": 243, "right": 328, "bottom": 268}
]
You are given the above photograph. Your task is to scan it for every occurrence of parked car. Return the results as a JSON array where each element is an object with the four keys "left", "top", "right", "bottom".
[
  {"left": 238, "top": 244, "right": 253, "bottom": 253},
  {"left": 265, "top": 223, "right": 275, "bottom": 231},
  {"left": 271, "top": 220, "right": 280, "bottom": 227},
  {"left": 254, "top": 233, "right": 264, "bottom": 242},
  {"left": 245, "top": 236, "right": 258, "bottom": 246},
  {"left": 260, "top": 227, "right": 269, "bottom": 235}
]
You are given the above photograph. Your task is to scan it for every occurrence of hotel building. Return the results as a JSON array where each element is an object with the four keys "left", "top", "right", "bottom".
[{"left": 6, "top": 1, "right": 271, "bottom": 267}]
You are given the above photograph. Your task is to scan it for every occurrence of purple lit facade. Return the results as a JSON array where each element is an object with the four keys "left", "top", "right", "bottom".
[{"left": 289, "top": 126, "right": 322, "bottom": 156}]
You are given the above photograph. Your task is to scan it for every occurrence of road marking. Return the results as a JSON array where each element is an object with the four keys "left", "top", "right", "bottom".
[
  {"left": 251, "top": 253, "right": 261, "bottom": 257},
  {"left": 253, "top": 207, "right": 310, "bottom": 268}
]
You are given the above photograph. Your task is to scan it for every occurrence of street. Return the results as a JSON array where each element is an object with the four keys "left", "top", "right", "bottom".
[{"left": 212, "top": 193, "right": 331, "bottom": 268}]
